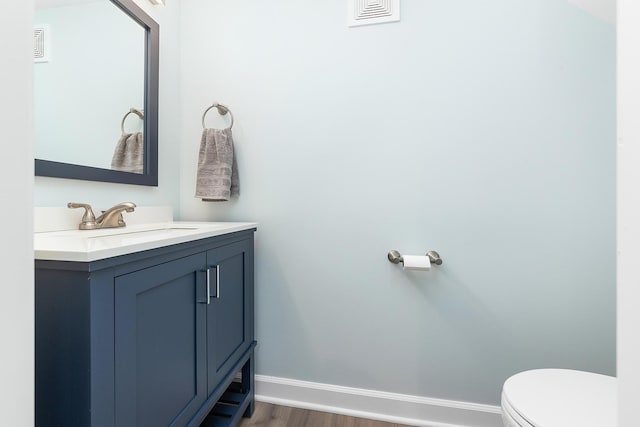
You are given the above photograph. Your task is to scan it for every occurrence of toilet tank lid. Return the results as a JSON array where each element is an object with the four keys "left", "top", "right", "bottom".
[{"left": 502, "top": 369, "right": 617, "bottom": 427}]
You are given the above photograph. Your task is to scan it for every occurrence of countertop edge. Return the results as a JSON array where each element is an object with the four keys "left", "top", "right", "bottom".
[{"left": 34, "top": 222, "right": 258, "bottom": 262}]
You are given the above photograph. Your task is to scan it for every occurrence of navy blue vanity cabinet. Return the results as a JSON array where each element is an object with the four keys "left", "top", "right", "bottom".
[
  {"left": 206, "top": 239, "right": 254, "bottom": 395},
  {"left": 35, "top": 229, "right": 256, "bottom": 427},
  {"left": 114, "top": 253, "right": 208, "bottom": 427}
]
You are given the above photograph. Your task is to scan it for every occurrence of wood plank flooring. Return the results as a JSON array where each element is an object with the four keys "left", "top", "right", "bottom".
[{"left": 238, "top": 402, "right": 411, "bottom": 427}]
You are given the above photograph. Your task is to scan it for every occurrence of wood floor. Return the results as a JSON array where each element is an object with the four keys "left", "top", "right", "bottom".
[{"left": 238, "top": 402, "right": 411, "bottom": 427}]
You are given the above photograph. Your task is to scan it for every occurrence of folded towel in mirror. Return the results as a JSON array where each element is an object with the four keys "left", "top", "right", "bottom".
[
  {"left": 111, "top": 132, "right": 144, "bottom": 174},
  {"left": 195, "top": 127, "right": 239, "bottom": 201}
]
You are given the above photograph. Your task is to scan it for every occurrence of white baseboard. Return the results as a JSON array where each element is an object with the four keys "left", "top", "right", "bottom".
[{"left": 255, "top": 375, "right": 503, "bottom": 427}]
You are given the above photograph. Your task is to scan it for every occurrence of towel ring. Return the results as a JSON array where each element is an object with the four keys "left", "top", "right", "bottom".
[
  {"left": 202, "top": 103, "right": 234, "bottom": 129},
  {"left": 121, "top": 108, "right": 144, "bottom": 135}
]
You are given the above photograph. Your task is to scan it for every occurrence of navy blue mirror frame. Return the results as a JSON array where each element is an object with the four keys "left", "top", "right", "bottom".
[{"left": 35, "top": 0, "right": 159, "bottom": 186}]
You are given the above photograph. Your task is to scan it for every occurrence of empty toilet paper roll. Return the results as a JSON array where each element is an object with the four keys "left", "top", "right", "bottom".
[{"left": 403, "top": 255, "right": 431, "bottom": 271}]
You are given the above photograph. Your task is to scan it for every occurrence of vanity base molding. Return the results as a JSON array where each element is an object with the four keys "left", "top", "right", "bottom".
[
  {"left": 35, "top": 229, "right": 256, "bottom": 427},
  {"left": 195, "top": 343, "right": 256, "bottom": 427}
]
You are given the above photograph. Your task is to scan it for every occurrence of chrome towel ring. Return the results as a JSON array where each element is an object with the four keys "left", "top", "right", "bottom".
[
  {"left": 120, "top": 108, "right": 144, "bottom": 135},
  {"left": 202, "top": 102, "right": 234, "bottom": 129}
]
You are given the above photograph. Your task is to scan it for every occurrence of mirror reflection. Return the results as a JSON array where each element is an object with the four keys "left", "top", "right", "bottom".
[{"left": 34, "top": 0, "right": 146, "bottom": 173}]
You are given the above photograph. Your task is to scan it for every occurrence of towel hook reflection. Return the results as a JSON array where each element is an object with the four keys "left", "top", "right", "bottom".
[
  {"left": 202, "top": 102, "right": 234, "bottom": 129},
  {"left": 120, "top": 108, "right": 144, "bottom": 135}
]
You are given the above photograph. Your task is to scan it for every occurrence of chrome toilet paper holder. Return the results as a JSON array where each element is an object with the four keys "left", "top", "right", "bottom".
[{"left": 387, "top": 250, "right": 443, "bottom": 266}]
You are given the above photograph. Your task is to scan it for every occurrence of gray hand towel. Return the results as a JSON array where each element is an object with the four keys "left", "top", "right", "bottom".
[
  {"left": 111, "top": 132, "right": 144, "bottom": 174},
  {"left": 195, "top": 127, "right": 239, "bottom": 201}
]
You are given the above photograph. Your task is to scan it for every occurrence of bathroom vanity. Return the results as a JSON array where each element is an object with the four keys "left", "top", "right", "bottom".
[{"left": 35, "top": 222, "right": 257, "bottom": 427}]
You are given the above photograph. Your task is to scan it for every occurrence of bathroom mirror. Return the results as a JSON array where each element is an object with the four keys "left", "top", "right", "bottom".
[{"left": 34, "top": 0, "right": 159, "bottom": 186}]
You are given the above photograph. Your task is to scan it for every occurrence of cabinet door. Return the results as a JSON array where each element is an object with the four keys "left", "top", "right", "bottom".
[
  {"left": 115, "top": 253, "right": 207, "bottom": 427},
  {"left": 206, "top": 239, "right": 253, "bottom": 396}
]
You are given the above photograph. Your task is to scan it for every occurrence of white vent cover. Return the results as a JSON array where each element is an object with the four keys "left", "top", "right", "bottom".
[
  {"left": 348, "top": 0, "right": 400, "bottom": 27},
  {"left": 33, "top": 25, "right": 50, "bottom": 63}
]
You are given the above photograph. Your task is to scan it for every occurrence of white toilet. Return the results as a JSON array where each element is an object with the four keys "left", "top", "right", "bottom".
[{"left": 501, "top": 369, "right": 617, "bottom": 427}]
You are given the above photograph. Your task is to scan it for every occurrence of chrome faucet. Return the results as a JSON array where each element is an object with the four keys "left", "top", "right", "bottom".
[{"left": 68, "top": 202, "right": 136, "bottom": 230}]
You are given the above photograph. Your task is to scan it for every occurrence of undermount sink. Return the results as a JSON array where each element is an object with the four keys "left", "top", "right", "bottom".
[
  {"left": 87, "top": 227, "right": 198, "bottom": 237},
  {"left": 83, "top": 227, "right": 200, "bottom": 239},
  {"left": 34, "top": 221, "right": 258, "bottom": 262},
  {"left": 39, "top": 225, "right": 201, "bottom": 239}
]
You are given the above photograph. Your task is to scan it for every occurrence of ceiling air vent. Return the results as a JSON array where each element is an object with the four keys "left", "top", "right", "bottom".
[
  {"left": 34, "top": 25, "right": 50, "bottom": 63},
  {"left": 348, "top": 0, "right": 400, "bottom": 27}
]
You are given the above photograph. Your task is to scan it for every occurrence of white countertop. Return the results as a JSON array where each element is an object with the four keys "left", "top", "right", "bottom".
[{"left": 34, "top": 221, "right": 258, "bottom": 262}]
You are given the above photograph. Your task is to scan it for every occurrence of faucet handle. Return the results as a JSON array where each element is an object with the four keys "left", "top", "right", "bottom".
[{"left": 68, "top": 202, "right": 97, "bottom": 229}]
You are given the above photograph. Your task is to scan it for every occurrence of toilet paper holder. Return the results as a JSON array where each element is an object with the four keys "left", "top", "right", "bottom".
[{"left": 387, "top": 250, "right": 443, "bottom": 266}]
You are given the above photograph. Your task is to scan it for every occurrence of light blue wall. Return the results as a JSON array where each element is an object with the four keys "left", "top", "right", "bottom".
[
  {"left": 32, "top": 0, "right": 615, "bottom": 407},
  {"left": 178, "top": 0, "right": 616, "bottom": 405},
  {"left": 34, "top": 0, "right": 182, "bottom": 212}
]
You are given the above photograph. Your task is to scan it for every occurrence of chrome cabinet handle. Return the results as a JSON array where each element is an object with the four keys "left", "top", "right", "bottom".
[
  {"left": 206, "top": 268, "right": 211, "bottom": 304},
  {"left": 199, "top": 265, "right": 220, "bottom": 303},
  {"left": 215, "top": 265, "right": 220, "bottom": 299},
  {"left": 197, "top": 269, "right": 211, "bottom": 304}
]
